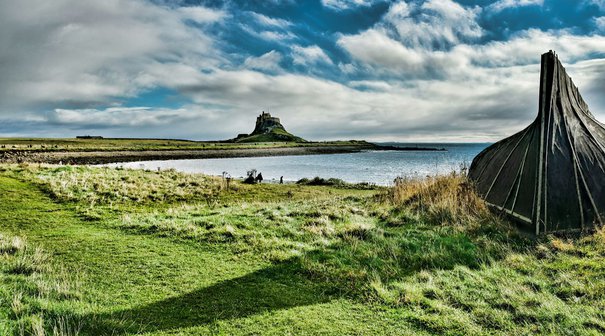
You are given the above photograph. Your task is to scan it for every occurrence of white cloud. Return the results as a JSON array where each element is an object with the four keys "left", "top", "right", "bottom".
[
  {"left": 321, "top": 0, "right": 386, "bottom": 11},
  {"left": 460, "top": 30, "right": 605, "bottom": 67},
  {"left": 291, "top": 45, "right": 334, "bottom": 66},
  {"left": 259, "top": 31, "right": 297, "bottom": 41},
  {"left": 243, "top": 51, "right": 283, "bottom": 72},
  {"left": 30, "top": 105, "right": 231, "bottom": 139},
  {"left": 338, "top": 29, "right": 427, "bottom": 73},
  {"left": 596, "top": 16, "right": 605, "bottom": 31},
  {"left": 0, "top": 0, "right": 222, "bottom": 112},
  {"left": 2, "top": 0, "right": 605, "bottom": 143},
  {"left": 49, "top": 107, "right": 195, "bottom": 127},
  {"left": 329, "top": 0, "right": 605, "bottom": 141},
  {"left": 240, "top": 13, "right": 297, "bottom": 43},
  {"left": 178, "top": 6, "right": 225, "bottom": 23},
  {"left": 250, "top": 12, "right": 291, "bottom": 28},
  {"left": 338, "top": 0, "right": 484, "bottom": 76},
  {"left": 487, "top": 0, "right": 544, "bottom": 13},
  {"left": 170, "top": 64, "right": 546, "bottom": 142},
  {"left": 338, "top": 0, "right": 605, "bottom": 78},
  {"left": 241, "top": 24, "right": 297, "bottom": 42},
  {"left": 338, "top": 63, "right": 358, "bottom": 74},
  {"left": 383, "top": 0, "right": 483, "bottom": 49},
  {"left": 348, "top": 80, "right": 393, "bottom": 91}
]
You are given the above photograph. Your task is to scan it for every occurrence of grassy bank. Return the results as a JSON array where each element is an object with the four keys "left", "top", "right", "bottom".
[
  {"left": 1, "top": 164, "right": 604, "bottom": 334},
  {"left": 0, "top": 138, "right": 373, "bottom": 153}
]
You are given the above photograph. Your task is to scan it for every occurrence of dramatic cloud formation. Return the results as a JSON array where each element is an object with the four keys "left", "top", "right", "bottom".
[{"left": 0, "top": 0, "right": 604, "bottom": 142}]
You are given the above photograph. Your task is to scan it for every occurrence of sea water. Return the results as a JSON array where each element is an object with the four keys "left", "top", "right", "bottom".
[{"left": 106, "top": 143, "right": 489, "bottom": 186}]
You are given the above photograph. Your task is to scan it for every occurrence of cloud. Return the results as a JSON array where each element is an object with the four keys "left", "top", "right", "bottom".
[
  {"left": 0, "top": 0, "right": 223, "bottom": 112},
  {"left": 178, "top": 6, "right": 225, "bottom": 23},
  {"left": 243, "top": 51, "right": 283, "bottom": 72},
  {"left": 596, "top": 16, "right": 605, "bottom": 31},
  {"left": 47, "top": 107, "right": 196, "bottom": 127},
  {"left": 585, "top": 0, "right": 605, "bottom": 10},
  {"left": 291, "top": 45, "right": 334, "bottom": 66},
  {"left": 460, "top": 29, "right": 605, "bottom": 67},
  {"left": 383, "top": 0, "right": 483, "bottom": 49},
  {"left": 240, "top": 12, "right": 296, "bottom": 44},
  {"left": 241, "top": 25, "right": 297, "bottom": 42},
  {"left": 337, "top": 0, "right": 483, "bottom": 76},
  {"left": 2, "top": 0, "right": 605, "bottom": 142},
  {"left": 487, "top": 0, "right": 544, "bottom": 13},
  {"left": 250, "top": 12, "right": 292, "bottom": 28},
  {"left": 329, "top": 0, "right": 605, "bottom": 141},
  {"left": 338, "top": 29, "right": 429, "bottom": 75},
  {"left": 338, "top": 0, "right": 605, "bottom": 77},
  {"left": 321, "top": 0, "right": 386, "bottom": 11},
  {"left": 171, "top": 65, "right": 543, "bottom": 142},
  {"left": 15, "top": 105, "right": 232, "bottom": 139}
]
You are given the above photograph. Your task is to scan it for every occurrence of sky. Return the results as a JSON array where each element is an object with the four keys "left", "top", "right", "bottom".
[{"left": 1, "top": 0, "right": 605, "bottom": 142}]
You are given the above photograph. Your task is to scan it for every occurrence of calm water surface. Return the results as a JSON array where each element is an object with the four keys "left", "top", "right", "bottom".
[{"left": 106, "top": 143, "right": 490, "bottom": 186}]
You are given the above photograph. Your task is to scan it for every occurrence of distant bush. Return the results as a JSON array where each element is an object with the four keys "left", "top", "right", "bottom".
[
  {"left": 296, "top": 176, "right": 377, "bottom": 190},
  {"left": 296, "top": 177, "right": 345, "bottom": 186}
]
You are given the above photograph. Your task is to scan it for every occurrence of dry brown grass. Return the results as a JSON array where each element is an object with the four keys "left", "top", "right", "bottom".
[{"left": 392, "top": 172, "right": 492, "bottom": 228}]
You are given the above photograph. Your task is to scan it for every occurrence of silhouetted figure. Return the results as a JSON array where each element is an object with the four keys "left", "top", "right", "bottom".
[
  {"left": 244, "top": 169, "right": 257, "bottom": 184},
  {"left": 280, "top": 176, "right": 284, "bottom": 184},
  {"left": 255, "top": 172, "right": 264, "bottom": 183}
]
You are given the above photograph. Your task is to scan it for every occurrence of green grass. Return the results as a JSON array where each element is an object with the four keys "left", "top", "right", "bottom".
[{"left": 1, "top": 164, "right": 605, "bottom": 335}]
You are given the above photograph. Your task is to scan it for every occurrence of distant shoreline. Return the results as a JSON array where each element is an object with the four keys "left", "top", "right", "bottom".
[{"left": 0, "top": 144, "right": 445, "bottom": 165}]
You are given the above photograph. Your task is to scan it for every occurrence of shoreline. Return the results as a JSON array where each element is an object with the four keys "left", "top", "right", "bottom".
[
  {"left": 0, "top": 144, "right": 446, "bottom": 165},
  {"left": 0, "top": 145, "right": 370, "bottom": 165}
]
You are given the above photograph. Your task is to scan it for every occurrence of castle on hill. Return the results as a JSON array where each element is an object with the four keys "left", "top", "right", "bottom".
[
  {"left": 233, "top": 111, "right": 305, "bottom": 143},
  {"left": 252, "top": 111, "right": 282, "bottom": 135}
]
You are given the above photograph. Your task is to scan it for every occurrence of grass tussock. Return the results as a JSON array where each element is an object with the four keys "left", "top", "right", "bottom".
[
  {"left": 0, "top": 234, "right": 83, "bottom": 335},
  {"left": 391, "top": 173, "right": 492, "bottom": 227}
]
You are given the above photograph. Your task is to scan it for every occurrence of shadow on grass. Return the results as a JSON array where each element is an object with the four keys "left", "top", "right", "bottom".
[
  {"left": 81, "top": 226, "right": 531, "bottom": 335},
  {"left": 81, "top": 259, "right": 334, "bottom": 335}
]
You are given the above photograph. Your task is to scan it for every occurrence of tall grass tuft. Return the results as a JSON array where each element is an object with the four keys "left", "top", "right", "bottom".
[{"left": 392, "top": 172, "right": 491, "bottom": 228}]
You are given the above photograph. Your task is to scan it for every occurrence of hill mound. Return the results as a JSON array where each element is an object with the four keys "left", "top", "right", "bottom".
[{"left": 234, "top": 112, "right": 306, "bottom": 143}]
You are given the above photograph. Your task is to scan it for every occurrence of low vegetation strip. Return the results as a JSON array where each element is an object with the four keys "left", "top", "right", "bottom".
[
  {"left": 1, "top": 164, "right": 605, "bottom": 334},
  {"left": 0, "top": 138, "right": 373, "bottom": 152},
  {"left": 1, "top": 145, "right": 376, "bottom": 165}
]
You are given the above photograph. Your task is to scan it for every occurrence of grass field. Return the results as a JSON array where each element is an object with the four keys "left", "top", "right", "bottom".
[
  {"left": 1, "top": 164, "right": 605, "bottom": 335},
  {"left": 0, "top": 138, "right": 372, "bottom": 152}
]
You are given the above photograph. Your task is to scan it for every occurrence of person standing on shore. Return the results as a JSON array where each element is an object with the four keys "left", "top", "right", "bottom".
[
  {"left": 256, "top": 172, "right": 264, "bottom": 183},
  {"left": 280, "top": 176, "right": 283, "bottom": 184}
]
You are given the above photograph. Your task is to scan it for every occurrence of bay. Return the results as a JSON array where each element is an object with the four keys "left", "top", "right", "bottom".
[{"left": 106, "top": 143, "right": 490, "bottom": 186}]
